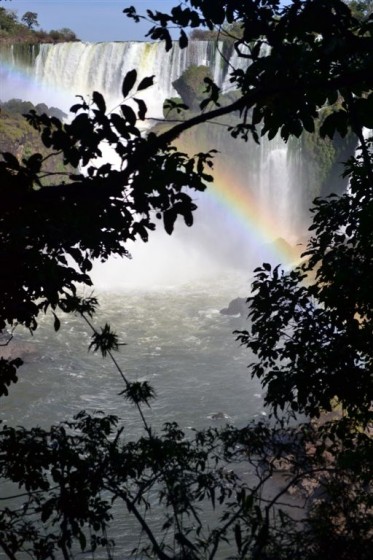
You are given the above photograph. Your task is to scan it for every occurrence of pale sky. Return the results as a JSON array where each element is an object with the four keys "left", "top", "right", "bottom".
[{"left": 7, "top": 0, "right": 179, "bottom": 42}]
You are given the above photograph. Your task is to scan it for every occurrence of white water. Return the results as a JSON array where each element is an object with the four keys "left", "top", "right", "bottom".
[{"left": 32, "top": 41, "right": 225, "bottom": 117}]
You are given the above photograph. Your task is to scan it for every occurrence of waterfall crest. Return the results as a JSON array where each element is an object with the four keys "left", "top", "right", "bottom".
[{"left": 28, "top": 41, "right": 227, "bottom": 116}]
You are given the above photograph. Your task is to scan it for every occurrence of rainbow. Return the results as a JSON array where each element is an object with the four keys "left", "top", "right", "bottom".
[
  {"left": 199, "top": 165, "right": 304, "bottom": 267},
  {"left": 0, "top": 61, "right": 34, "bottom": 99},
  {"left": 0, "top": 57, "right": 74, "bottom": 111}
]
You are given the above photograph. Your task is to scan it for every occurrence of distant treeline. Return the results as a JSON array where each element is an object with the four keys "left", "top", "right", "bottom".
[
  {"left": 0, "top": 98, "right": 66, "bottom": 120},
  {"left": 0, "top": 6, "right": 78, "bottom": 45}
]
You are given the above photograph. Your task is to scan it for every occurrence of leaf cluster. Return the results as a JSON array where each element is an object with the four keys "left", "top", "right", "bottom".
[
  {"left": 1, "top": 411, "right": 371, "bottom": 559},
  {"left": 0, "top": 70, "right": 214, "bottom": 338},
  {"left": 237, "top": 137, "right": 373, "bottom": 425},
  {"left": 125, "top": 0, "right": 373, "bottom": 143}
]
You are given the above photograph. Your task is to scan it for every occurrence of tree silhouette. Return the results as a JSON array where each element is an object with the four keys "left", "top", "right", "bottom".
[
  {"left": 21, "top": 11, "right": 39, "bottom": 30},
  {"left": 0, "top": 1, "right": 372, "bottom": 558}
]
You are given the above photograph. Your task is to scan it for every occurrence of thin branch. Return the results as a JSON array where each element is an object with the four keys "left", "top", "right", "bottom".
[
  {"left": 0, "top": 334, "right": 13, "bottom": 347},
  {"left": 208, "top": 474, "right": 273, "bottom": 560},
  {"left": 0, "top": 539, "right": 18, "bottom": 560},
  {"left": 154, "top": 66, "right": 373, "bottom": 149},
  {"left": 114, "top": 489, "right": 172, "bottom": 560},
  {"left": 0, "top": 485, "right": 58, "bottom": 500},
  {"left": 80, "top": 313, "right": 152, "bottom": 435},
  {"left": 41, "top": 150, "right": 64, "bottom": 164},
  {"left": 264, "top": 467, "right": 336, "bottom": 516}
]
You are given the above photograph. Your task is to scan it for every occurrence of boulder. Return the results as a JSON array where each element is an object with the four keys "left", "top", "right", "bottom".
[{"left": 220, "top": 297, "right": 248, "bottom": 317}]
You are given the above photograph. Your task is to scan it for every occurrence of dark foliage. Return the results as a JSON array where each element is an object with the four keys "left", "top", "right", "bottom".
[{"left": 0, "top": 1, "right": 372, "bottom": 558}]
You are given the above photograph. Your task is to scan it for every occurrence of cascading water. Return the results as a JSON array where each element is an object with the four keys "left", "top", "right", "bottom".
[
  {"left": 0, "top": 41, "right": 304, "bottom": 289},
  {"left": 0, "top": 41, "right": 221, "bottom": 117}
]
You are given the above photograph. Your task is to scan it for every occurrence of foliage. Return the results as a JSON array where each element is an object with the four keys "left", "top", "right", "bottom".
[
  {"left": 48, "top": 28, "right": 77, "bottom": 42},
  {"left": 236, "top": 141, "right": 373, "bottom": 426},
  {"left": 0, "top": 6, "right": 18, "bottom": 33},
  {"left": 347, "top": 0, "right": 373, "bottom": 19},
  {"left": 0, "top": 409, "right": 371, "bottom": 559},
  {"left": 0, "top": 6, "right": 78, "bottom": 44},
  {"left": 0, "top": 72, "right": 214, "bottom": 396},
  {"left": 1, "top": 0, "right": 373, "bottom": 559},
  {"left": 21, "top": 12, "right": 39, "bottom": 30},
  {"left": 288, "top": 109, "right": 358, "bottom": 205}
]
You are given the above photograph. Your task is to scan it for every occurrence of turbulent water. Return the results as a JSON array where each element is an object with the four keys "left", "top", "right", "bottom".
[
  {"left": 1, "top": 280, "right": 267, "bottom": 557},
  {"left": 1, "top": 277, "right": 265, "bottom": 431}
]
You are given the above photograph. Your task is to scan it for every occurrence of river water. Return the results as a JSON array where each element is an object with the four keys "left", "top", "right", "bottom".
[
  {"left": 0, "top": 272, "right": 272, "bottom": 557},
  {"left": 1, "top": 274, "right": 265, "bottom": 432}
]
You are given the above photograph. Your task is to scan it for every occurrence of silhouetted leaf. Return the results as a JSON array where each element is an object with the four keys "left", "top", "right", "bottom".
[
  {"left": 137, "top": 75, "right": 155, "bottom": 91},
  {"left": 183, "top": 209, "right": 193, "bottom": 227},
  {"left": 2, "top": 152, "right": 20, "bottom": 170},
  {"left": 92, "top": 91, "right": 106, "bottom": 113},
  {"left": 234, "top": 523, "right": 242, "bottom": 552},
  {"left": 120, "top": 105, "right": 137, "bottom": 127},
  {"left": 121, "top": 69, "right": 137, "bottom": 98},
  {"left": 133, "top": 98, "right": 147, "bottom": 120},
  {"left": 200, "top": 98, "right": 211, "bottom": 111},
  {"left": 320, "top": 110, "right": 349, "bottom": 138},
  {"left": 179, "top": 29, "right": 188, "bottom": 49},
  {"left": 70, "top": 103, "right": 84, "bottom": 113},
  {"left": 52, "top": 312, "right": 61, "bottom": 332},
  {"left": 111, "top": 113, "right": 130, "bottom": 137},
  {"left": 26, "top": 153, "right": 43, "bottom": 173},
  {"left": 79, "top": 532, "right": 87, "bottom": 551},
  {"left": 163, "top": 209, "right": 177, "bottom": 234}
]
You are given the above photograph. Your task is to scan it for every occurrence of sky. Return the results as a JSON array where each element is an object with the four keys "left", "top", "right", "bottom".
[{"left": 6, "top": 0, "right": 179, "bottom": 42}]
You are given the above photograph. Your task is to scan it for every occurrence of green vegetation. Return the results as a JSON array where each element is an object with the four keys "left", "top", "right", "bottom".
[
  {"left": 288, "top": 110, "right": 358, "bottom": 205},
  {"left": 0, "top": 1, "right": 373, "bottom": 559},
  {"left": 21, "top": 11, "right": 39, "bottom": 30},
  {"left": 0, "top": 6, "right": 78, "bottom": 44},
  {"left": 0, "top": 99, "right": 71, "bottom": 182},
  {"left": 348, "top": 0, "right": 373, "bottom": 18}
]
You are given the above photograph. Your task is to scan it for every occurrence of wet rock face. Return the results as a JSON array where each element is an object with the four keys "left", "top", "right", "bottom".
[{"left": 220, "top": 297, "right": 248, "bottom": 317}]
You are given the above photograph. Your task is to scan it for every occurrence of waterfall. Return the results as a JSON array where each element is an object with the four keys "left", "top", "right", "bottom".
[
  {"left": 28, "top": 41, "right": 226, "bottom": 116},
  {"left": 0, "top": 40, "right": 305, "bottom": 288}
]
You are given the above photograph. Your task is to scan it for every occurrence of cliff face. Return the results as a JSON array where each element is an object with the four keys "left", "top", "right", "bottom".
[{"left": 0, "top": 100, "right": 72, "bottom": 181}]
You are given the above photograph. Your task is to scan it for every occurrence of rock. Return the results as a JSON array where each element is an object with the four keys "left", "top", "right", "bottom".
[
  {"left": 210, "top": 412, "right": 230, "bottom": 420},
  {"left": 220, "top": 297, "right": 248, "bottom": 317}
]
